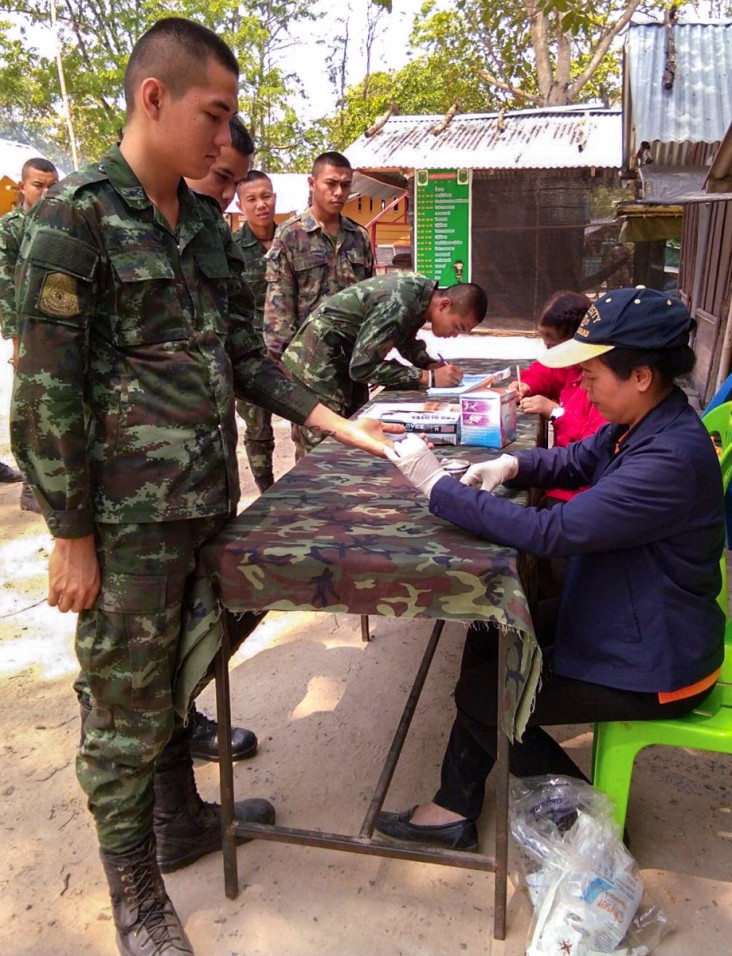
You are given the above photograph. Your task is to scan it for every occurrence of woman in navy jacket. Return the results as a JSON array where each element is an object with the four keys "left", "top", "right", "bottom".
[{"left": 378, "top": 288, "right": 725, "bottom": 851}]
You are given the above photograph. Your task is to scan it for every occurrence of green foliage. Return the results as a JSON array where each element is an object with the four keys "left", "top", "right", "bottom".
[
  {"left": 320, "top": 0, "right": 665, "bottom": 151},
  {"left": 0, "top": 0, "right": 318, "bottom": 168},
  {"left": 411, "top": 0, "right": 637, "bottom": 106}
]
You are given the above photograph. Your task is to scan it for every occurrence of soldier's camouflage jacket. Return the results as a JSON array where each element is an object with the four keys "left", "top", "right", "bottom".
[
  {"left": 0, "top": 206, "right": 25, "bottom": 339},
  {"left": 10, "top": 145, "right": 319, "bottom": 538},
  {"left": 231, "top": 221, "right": 267, "bottom": 330},
  {"left": 282, "top": 273, "right": 438, "bottom": 414},
  {"left": 263, "top": 206, "right": 374, "bottom": 360}
]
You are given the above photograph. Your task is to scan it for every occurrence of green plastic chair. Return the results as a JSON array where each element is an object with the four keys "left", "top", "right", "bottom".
[
  {"left": 592, "top": 424, "right": 732, "bottom": 829},
  {"left": 702, "top": 400, "right": 732, "bottom": 454},
  {"left": 703, "top": 401, "right": 732, "bottom": 551}
]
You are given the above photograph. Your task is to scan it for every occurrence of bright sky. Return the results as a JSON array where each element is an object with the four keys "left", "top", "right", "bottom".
[
  {"left": 3, "top": 0, "right": 430, "bottom": 160},
  {"left": 297, "top": 0, "right": 427, "bottom": 119}
]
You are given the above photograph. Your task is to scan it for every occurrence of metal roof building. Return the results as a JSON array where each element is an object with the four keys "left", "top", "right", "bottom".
[
  {"left": 342, "top": 106, "right": 624, "bottom": 327},
  {"left": 626, "top": 21, "right": 732, "bottom": 157},
  {"left": 345, "top": 106, "right": 621, "bottom": 173}
]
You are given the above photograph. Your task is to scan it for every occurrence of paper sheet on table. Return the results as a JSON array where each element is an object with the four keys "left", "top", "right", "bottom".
[{"left": 427, "top": 366, "right": 511, "bottom": 397}]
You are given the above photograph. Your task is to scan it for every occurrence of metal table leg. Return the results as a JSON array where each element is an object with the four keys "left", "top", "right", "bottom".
[
  {"left": 215, "top": 614, "right": 239, "bottom": 898},
  {"left": 215, "top": 617, "right": 513, "bottom": 939},
  {"left": 493, "top": 627, "right": 510, "bottom": 940},
  {"left": 360, "top": 615, "right": 371, "bottom": 642}
]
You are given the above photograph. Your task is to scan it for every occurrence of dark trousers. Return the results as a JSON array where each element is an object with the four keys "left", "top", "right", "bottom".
[{"left": 434, "top": 623, "right": 714, "bottom": 821}]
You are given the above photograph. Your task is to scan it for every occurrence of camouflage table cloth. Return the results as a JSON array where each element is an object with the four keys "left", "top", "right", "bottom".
[{"left": 200, "top": 358, "right": 542, "bottom": 739}]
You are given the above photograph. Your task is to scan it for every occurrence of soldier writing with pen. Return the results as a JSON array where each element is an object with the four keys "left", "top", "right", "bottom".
[{"left": 282, "top": 273, "right": 487, "bottom": 453}]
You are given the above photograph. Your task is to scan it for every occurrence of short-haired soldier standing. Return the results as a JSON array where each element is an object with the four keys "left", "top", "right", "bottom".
[
  {"left": 264, "top": 151, "right": 374, "bottom": 458},
  {"left": 233, "top": 171, "right": 279, "bottom": 491},
  {"left": 11, "top": 18, "right": 396, "bottom": 956},
  {"left": 0, "top": 156, "right": 58, "bottom": 498}
]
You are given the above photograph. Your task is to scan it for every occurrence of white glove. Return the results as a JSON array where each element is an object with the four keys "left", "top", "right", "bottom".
[
  {"left": 460, "top": 454, "right": 518, "bottom": 492},
  {"left": 385, "top": 434, "right": 449, "bottom": 496}
]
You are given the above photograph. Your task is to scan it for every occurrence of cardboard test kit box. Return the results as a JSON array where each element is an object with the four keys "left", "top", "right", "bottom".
[
  {"left": 362, "top": 402, "right": 461, "bottom": 444},
  {"left": 460, "top": 386, "right": 517, "bottom": 447}
]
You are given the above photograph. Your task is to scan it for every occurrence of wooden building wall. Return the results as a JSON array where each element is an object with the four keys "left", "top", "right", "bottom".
[{"left": 678, "top": 198, "right": 732, "bottom": 405}]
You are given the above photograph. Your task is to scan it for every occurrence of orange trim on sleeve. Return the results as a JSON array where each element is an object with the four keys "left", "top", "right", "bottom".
[{"left": 658, "top": 667, "right": 721, "bottom": 704}]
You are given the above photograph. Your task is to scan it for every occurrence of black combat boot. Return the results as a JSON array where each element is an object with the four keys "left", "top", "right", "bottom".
[
  {"left": 153, "top": 757, "right": 275, "bottom": 873},
  {"left": 0, "top": 461, "right": 22, "bottom": 482},
  {"left": 254, "top": 473, "right": 274, "bottom": 493},
  {"left": 189, "top": 708, "right": 257, "bottom": 762},
  {"left": 100, "top": 835, "right": 194, "bottom": 956}
]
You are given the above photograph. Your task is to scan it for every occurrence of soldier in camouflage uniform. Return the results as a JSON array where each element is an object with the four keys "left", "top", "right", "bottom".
[
  {"left": 11, "top": 19, "right": 397, "bottom": 956},
  {"left": 233, "top": 171, "right": 278, "bottom": 491},
  {"left": 283, "top": 274, "right": 487, "bottom": 453},
  {"left": 263, "top": 151, "right": 374, "bottom": 459},
  {"left": 0, "top": 156, "right": 58, "bottom": 493}
]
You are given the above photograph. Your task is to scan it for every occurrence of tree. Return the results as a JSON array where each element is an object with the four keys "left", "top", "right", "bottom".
[
  {"left": 318, "top": 3, "right": 504, "bottom": 151},
  {"left": 409, "top": 0, "right": 658, "bottom": 108},
  {"left": 359, "top": 0, "right": 676, "bottom": 116},
  {"left": 0, "top": 0, "right": 319, "bottom": 167}
]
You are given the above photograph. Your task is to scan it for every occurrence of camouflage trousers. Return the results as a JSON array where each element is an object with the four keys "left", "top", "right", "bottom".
[
  {"left": 75, "top": 515, "right": 252, "bottom": 854},
  {"left": 236, "top": 399, "right": 275, "bottom": 479}
]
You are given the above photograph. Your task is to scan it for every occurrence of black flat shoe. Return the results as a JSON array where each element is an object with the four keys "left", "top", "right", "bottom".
[{"left": 376, "top": 807, "right": 479, "bottom": 851}]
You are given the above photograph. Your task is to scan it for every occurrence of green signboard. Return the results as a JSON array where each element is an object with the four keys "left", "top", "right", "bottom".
[{"left": 414, "top": 168, "right": 471, "bottom": 286}]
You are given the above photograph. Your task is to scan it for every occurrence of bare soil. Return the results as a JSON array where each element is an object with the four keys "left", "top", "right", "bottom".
[{"left": 1, "top": 339, "right": 731, "bottom": 956}]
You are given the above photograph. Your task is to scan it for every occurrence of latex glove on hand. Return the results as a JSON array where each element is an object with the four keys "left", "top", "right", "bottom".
[
  {"left": 460, "top": 454, "right": 518, "bottom": 492},
  {"left": 385, "top": 434, "right": 449, "bottom": 496}
]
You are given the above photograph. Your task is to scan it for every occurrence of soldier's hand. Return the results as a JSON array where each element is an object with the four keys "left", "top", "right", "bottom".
[
  {"left": 48, "top": 535, "right": 101, "bottom": 613},
  {"left": 304, "top": 403, "right": 405, "bottom": 457},
  {"left": 433, "top": 364, "right": 463, "bottom": 387}
]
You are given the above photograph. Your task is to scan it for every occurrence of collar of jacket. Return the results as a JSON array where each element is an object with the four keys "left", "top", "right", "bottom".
[
  {"left": 97, "top": 144, "right": 197, "bottom": 220},
  {"left": 238, "top": 221, "right": 269, "bottom": 248},
  {"left": 300, "top": 206, "right": 358, "bottom": 234},
  {"left": 607, "top": 385, "right": 689, "bottom": 453}
]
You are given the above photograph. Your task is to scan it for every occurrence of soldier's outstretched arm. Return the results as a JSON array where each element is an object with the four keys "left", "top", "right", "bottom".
[
  {"left": 304, "top": 404, "right": 403, "bottom": 458},
  {"left": 226, "top": 233, "right": 403, "bottom": 455}
]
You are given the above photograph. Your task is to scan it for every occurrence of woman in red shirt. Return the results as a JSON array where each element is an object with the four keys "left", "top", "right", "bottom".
[{"left": 513, "top": 291, "right": 607, "bottom": 503}]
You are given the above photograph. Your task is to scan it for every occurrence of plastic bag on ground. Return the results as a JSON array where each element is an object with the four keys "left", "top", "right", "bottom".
[{"left": 509, "top": 775, "right": 672, "bottom": 955}]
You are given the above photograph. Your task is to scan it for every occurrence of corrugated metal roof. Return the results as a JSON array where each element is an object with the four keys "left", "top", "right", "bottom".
[
  {"left": 627, "top": 21, "right": 732, "bottom": 144},
  {"left": 344, "top": 107, "right": 621, "bottom": 171}
]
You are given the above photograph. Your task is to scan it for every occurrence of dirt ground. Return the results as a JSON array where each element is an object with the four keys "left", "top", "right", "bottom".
[{"left": 1, "top": 336, "right": 731, "bottom": 956}]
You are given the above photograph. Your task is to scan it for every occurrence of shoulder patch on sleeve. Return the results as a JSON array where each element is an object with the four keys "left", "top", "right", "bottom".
[
  {"left": 38, "top": 273, "right": 81, "bottom": 318},
  {"left": 25, "top": 229, "right": 98, "bottom": 281}
]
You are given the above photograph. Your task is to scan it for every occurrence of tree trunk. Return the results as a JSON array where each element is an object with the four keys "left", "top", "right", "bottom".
[{"left": 525, "top": 0, "right": 554, "bottom": 104}]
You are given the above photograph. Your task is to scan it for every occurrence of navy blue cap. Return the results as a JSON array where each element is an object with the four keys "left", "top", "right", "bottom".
[{"left": 540, "top": 287, "right": 695, "bottom": 368}]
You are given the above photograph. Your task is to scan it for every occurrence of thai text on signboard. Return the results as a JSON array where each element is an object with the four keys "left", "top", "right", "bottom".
[{"left": 415, "top": 168, "right": 472, "bottom": 286}]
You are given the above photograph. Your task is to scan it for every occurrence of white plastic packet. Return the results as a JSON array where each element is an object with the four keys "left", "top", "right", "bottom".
[{"left": 510, "top": 776, "right": 672, "bottom": 955}]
